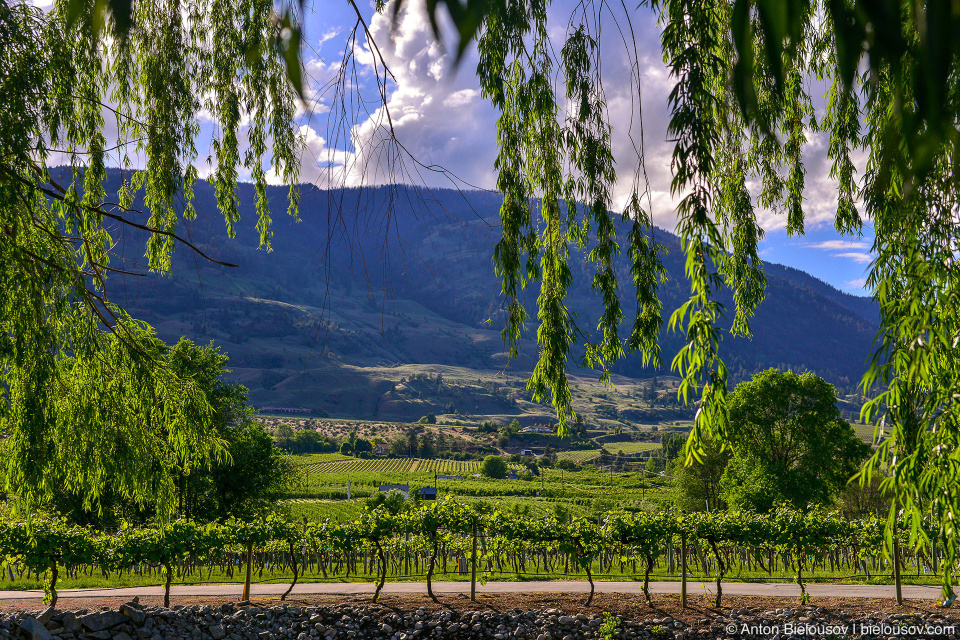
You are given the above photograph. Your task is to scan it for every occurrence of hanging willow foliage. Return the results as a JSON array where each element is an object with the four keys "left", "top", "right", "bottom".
[
  {"left": 0, "top": 0, "right": 301, "bottom": 517},
  {"left": 451, "top": 0, "right": 960, "bottom": 600}
]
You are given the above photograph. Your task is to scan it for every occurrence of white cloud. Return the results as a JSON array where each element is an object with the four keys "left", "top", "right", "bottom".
[
  {"left": 845, "top": 277, "right": 867, "bottom": 289},
  {"left": 834, "top": 252, "right": 873, "bottom": 264},
  {"left": 803, "top": 239, "right": 874, "bottom": 265},
  {"left": 808, "top": 240, "right": 872, "bottom": 251}
]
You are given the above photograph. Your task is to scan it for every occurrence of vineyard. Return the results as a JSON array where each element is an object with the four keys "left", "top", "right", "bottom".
[
  {"left": 292, "top": 453, "right": 352, "bottom": 465},
  {"left": 0, "top": 502, "right": 950, "bottom": 609},
  {"left": 604, "top": 442, "right": 661, "bottom": 455},
  {"left": 555, "top": 450, "right": 601, "bottom": 463},
  {"left": 295, "top": 457, "right": 523, "bottom": 475}
]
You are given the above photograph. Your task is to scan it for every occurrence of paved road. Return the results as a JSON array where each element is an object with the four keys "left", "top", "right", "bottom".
[{"left": 0, "top": 581, "right": 945, "bottom": 601}]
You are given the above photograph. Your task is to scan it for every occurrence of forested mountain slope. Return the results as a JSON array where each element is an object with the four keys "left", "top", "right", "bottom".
[{"left": 81, "top": 170, "right": 876, "bottom": 419}]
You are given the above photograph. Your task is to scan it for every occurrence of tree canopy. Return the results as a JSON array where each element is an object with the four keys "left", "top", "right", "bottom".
[
  {"left": 36, "top": 339, "right": 293, "bottom": 525},
  {"left": 468, "top": 0, "right": 960, "bottom": 598},
  {"left": 718, "top": 369, "right": 870, "bottom": 511},
  {"left": 0, "top": 0, "right": 300, "bottom": 517},
  {"left": 481, "top": 455, "right": 508, "bottom": 479}
]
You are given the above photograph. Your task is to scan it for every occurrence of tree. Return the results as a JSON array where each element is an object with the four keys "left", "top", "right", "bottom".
[
  {"left": 717, "top": 369, "right": 870, "bottom": 512},
  {"left": 478, "top": 420, "right": 498, "bottom": 433},
  {"left": 354, "top": 438, "right": 374, "bottom": 454},
  {"left": 671, "top": 436, "right": 730, "bottom": 513},
  {"left": 417, "top": 432, "right": 436, "bottom": 458},
  {"left": 274, "top": 423, "right": 295, "bottom": 450},
  {"left": 405, "top": 428, "right": 419, "bottom": 457},
  {"left": 207, "top": 420, "right": 294, "bottom": 520},
  {"left": 169, "top": 339, "right": 294, "bottom": 520},
  {"left": 646, "top": 432, "right": 687, "bottom": 473},
  {"left": 389, "top": 437, "right": 408, "bottom": 457},
  {"left": 1, "top": 0, "right": 300, "bottom": 517},
  {"left": 480, "top": 455, "right": 508, "bottom": 479},
  {"left": 290, "top": 429, "right": 333, "bottom": 454},
  {"left": 44, "top": 339, "right": 293, "bottom": 523}
]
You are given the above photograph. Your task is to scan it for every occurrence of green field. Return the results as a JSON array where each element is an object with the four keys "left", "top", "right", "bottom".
[
  {"left": 291, "top": 452, "right": 353, "bottom": 465},
  {"left": 852, "top": 422, "right": 882, "bottom": 444},
  {"left": 296, "top": 456, "right": 523, "bottom": 476},
  {"left": 603, "top": 441, "right": 661, "bottom": 455},
  {"left": 555, "top": 449, "right": 602, "bottom": 463}
]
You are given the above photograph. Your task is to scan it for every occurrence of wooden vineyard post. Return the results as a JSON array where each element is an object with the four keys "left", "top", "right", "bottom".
[
  {"left": 242, "top": 543, "right": 253, "bottom": 602},
  {"left": 680, "top": 532, "right": 687, "bottom": 609},
  {"left": 893, "top": 532, "right": 903, "bottom": 605},
  {"left": 470, "top": 522, "right": 478, "bottom": 602}
]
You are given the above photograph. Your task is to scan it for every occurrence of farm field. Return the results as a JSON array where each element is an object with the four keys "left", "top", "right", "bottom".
[
  {"left": 601, "top": 441, "right": 661, "bottom": 455},
  {"left": 294, "top": 456, "right": 523, "bottom": 476},
  {"left": 288, "top": 451, "right": 675, "bottom": 520},
  {"left": 555, "top": 449, "right": 602, "bottom": 463},
  {"left": 292, "top": 453, "right": 352, "bottom": 465},
  {"left": 852, "top": 421, "right": 880, "bottom": 444}
]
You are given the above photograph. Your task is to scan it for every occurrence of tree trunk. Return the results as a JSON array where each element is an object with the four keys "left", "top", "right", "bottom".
[
  {"left": 282, "top": 541, "right": 299, "bottom": 601},
  {"left": 583, "top": 560, "right": 595, "bottom": 606},
  {"left": 680, "top": 534, "right": 687, "bottom": 609},
  {"left": 707, "top": 537, "right": 725, "bottom": 608},
  {"left": 48, "top": 560, "right": 59, "bottom": 608},
  {"left": 164, "top": 562, "right": 173, "bottom": 608},
  {"left": 643, "top": 553, "right": 654, "bottom": 605},
  {"left": 373, "top": 540, "right": 387, "bottom": 602}
]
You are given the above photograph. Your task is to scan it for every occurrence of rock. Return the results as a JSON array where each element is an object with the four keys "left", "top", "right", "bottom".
[
  {"left": 18, "top": 619, "right": 52, "bottom": 640},
  {"left": 58, "top": 616, "right": 79, "bottom": 636},
  {"left": 118, "top": 608, "right": 145, "bottom": 627},
  {"left": 113, "top": 632, "right": 133, "bottom": 640},
  {"left": 80, "top": 613, "right": 127, "bottom": 633},
  {"left": 209, "top": 626, "right": 226, "bottom": 640},
  {"left": 37, "top": 610, "right": 58, "bottom": 627}
]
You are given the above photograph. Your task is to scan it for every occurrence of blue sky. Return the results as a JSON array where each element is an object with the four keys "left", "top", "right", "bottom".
[{"left": 291, "top": 0, "right": 877, "bottom": 297}]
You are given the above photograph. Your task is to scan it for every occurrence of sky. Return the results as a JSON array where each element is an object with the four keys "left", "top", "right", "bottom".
[{"left": 292, "top": 0, "right": 876, "bottom": 296}]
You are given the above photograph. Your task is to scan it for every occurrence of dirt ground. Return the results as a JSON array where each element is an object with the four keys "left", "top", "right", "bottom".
[{"left": 0, "top": 593, "right": 950, "bottom": 622}]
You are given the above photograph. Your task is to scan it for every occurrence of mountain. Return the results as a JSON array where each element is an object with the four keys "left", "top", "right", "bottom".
[{"left": 78, "top": 170, "right": 877, "bottom": 422}]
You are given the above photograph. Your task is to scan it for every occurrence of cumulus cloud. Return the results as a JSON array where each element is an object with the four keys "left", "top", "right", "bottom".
[
  {"left": 283, "top": 0, "right": 868, "bottom": 248},
  {"left": 288, "top": 0, "right": 500, "bottom": 190}
]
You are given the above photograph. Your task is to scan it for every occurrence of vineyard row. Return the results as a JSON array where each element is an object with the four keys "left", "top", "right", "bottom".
[{"left": 0, "top": 501, "right": 951, "bottom": 608}]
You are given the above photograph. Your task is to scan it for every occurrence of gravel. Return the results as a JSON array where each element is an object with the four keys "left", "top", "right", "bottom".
[{"left": 0, "top": 599, "right": 957, "bottom": 640}]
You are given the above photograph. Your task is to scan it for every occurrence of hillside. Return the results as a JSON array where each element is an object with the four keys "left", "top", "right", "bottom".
[{"left": 80, "top": 170, "right": 877, "bottom": 422}]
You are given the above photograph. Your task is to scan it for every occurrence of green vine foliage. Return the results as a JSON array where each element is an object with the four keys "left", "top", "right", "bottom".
[
  {"left": 0, "top": 506, "right": 916, "bottom": 605},
  {"left": 0, "top": 0, "right": 300, "bottom": 518}
]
